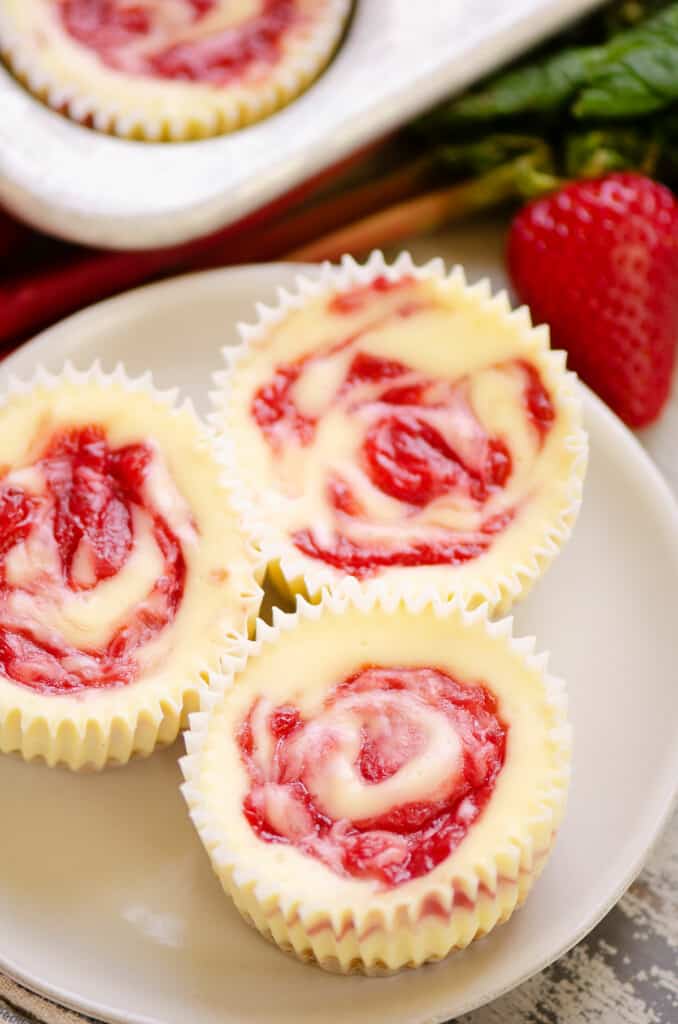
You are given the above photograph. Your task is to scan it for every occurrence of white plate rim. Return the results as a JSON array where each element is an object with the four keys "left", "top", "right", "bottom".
[{"left": 0, "top": 264, "right": 677, "bottom": 1024}]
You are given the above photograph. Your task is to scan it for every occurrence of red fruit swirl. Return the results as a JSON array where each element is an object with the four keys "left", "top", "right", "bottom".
[
  {"left": 58, "top": 0, "right": 299, "bottom": 85},
  {"left": 237, "top": 666, "right": 507, "bottom": 887},
  {"left": 251, "top": 278, "right": 555, "bottom": 577},
  {"left": 0, "top": 425, "right": 187, "bottom": 695}
]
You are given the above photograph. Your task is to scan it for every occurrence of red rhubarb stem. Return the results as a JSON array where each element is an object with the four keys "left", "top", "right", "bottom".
[
  {"left": 195, "top": 152, "right": 440, "bottom": 267},
  {"left": 286, "top": 159, "right": 534, "bottom": 263}
]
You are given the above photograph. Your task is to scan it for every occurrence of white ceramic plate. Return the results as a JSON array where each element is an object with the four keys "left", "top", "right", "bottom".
[
  {"left": 0, "top": 0, "right": 605, "bottom": 249},
  {"left": 1, "top": 254, "right": 678, "bottom": 1024}
]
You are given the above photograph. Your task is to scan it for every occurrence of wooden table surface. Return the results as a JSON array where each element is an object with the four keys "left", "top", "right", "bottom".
[{"left": 2, "top": 224, "right": 677, "bottom": 1024}]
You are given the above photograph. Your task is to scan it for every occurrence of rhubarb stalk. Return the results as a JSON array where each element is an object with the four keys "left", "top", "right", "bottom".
[{"left": 287, "top": 151, "right": 556, "bottom": 263}]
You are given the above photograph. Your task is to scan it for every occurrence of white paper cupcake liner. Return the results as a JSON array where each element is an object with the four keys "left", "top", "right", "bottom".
[
  {"left": 0, "top": 362, "right": 264, "bottom": 770},
  {"left": 211, "top": 250, "right": 589, "bottom": 616},
  {"left": 0, "top": 0, "right": 352, "bottom": 140},
  {"left": 181, "top": 583, "right": 572, "bottom": 974}
]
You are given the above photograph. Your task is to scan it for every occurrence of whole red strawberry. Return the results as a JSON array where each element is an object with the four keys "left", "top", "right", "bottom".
[{"left": 507, "top": 172, "right": 678, "bottom": 428}]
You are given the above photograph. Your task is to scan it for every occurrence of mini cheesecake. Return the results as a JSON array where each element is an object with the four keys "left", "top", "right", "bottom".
[
  {"left": 212, "top": 253, "right": 588, "bottom": 613},
  {"left": 182, "top": 588, "right": 571, "bottom": 973},
  {"left": 0, "top": 0, "right": 351, "bottom": 139},
  {"left": 0, "top": 367, "right": 262, "bottom": 769}
]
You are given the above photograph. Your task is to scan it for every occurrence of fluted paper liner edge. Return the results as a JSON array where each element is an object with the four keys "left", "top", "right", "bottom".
[
  {"left": 210, "top": 250, "right": 589, "bottom": 616},
  {"left": 180, "top": 585, "right": 571, "bottom": 974},
  {"left": 0, "top": 362, "right": 264, "bottom": 770}
]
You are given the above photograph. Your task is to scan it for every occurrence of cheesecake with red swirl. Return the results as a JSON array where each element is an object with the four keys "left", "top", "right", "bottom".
[
  {"left": 212, "top": 254, "right": 588, "bottom": 613},
  {"left": 0, "top": 0, "right": 351, "bottom": 139},
  {"left": 181, "top": 591, "right": 571, "bottom": 973},
  {"left": 0, "top": 368, "right": 261, "bottom": 770}
]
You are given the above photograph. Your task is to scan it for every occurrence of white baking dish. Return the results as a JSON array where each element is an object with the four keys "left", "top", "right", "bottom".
[{"left": 0, "top": 0, "right": 603, "bottom": 250}]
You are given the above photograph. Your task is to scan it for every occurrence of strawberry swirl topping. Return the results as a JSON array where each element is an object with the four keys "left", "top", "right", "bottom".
[
  {"left": 251, "top": 277, "right": 555, "bottom": 577},
  {"left": 237, "top": 665, "right": 507, "bottom": 888},
  {"left": 0, "top": 425, "right": 194, "bottom": 695},
  {"left": 58, "top": 0, "right": 300, "bottom": 84}
]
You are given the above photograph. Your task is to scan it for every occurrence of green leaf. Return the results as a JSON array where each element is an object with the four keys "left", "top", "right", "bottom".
[
  {"left": 574, "top": 5, "right": 678, "bottom": 116},
  {"left": 427, "top": 47, "right": 603, "bottom": 123},
  {"left": 418, "top": 1, "right": 678, "bottom": 129}
]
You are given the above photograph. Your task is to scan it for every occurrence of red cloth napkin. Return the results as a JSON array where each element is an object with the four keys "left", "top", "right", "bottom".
[{"left": 0, "top": 195, "right": 296, "bottom": 351}]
